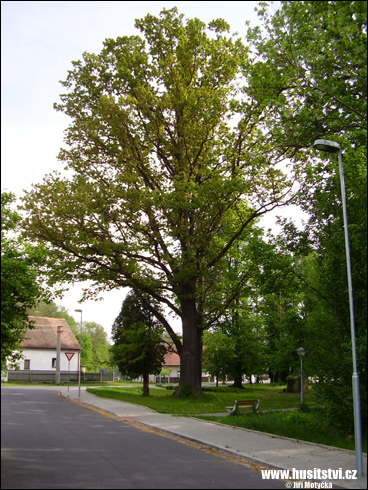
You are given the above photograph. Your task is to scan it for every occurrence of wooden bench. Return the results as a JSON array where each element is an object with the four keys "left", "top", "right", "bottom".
[{"left": 225, "top": 399, "right": 260, "bottom": 415}]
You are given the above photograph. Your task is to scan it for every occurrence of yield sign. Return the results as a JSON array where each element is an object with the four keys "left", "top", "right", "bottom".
[{"left": 65, "top": 352, "right": 75, "bottom": 362}]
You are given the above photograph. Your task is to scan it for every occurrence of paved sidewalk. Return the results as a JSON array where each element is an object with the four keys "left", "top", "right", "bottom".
[{"left": 60, "top": 387, "right": 366, "bottom": 489}]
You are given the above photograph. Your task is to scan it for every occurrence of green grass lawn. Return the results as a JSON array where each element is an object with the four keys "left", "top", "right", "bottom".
[
  {"left": 87, "top": 383, "right": 316, "bottom": 414},
  {"left": 86, "top": 384, "right": 366, "bottom": 452}
]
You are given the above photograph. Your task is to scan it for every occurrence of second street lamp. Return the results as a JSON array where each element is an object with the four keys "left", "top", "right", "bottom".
[{"left": 313, "top": 139, "right": 363, "bottom": 477}]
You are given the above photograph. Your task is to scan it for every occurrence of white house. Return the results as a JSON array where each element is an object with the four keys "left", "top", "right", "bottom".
[{"left": 15, "top": 316, "right": 81, "bottom": 372}]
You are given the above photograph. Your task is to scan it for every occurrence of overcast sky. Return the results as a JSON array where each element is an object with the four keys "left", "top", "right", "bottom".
[{"left": 2, "top": 1, "right": 295, "bottom": 339}]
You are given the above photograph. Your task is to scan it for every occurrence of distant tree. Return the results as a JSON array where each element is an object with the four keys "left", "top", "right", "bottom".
[
  {"left": 220, "top": 313, "right": 266, "bottom": 388},
  {"left": 84, "top": 321, "right": 111, "bottom": 370},
  {"left": 111, "top": 291, "right": 166, "bottom": 396},
  {"left": 202, "top": 330, "right": 233, "bottom": 387},
  {"left": 1, "top": 192, "right": 50, "bottom": 368},
  {"left": 249, "top": 238, "right": 308, "bottom": 383}
]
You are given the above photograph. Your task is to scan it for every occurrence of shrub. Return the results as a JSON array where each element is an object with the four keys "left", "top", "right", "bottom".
[{"left": 178, "top": 382, "right": 193, "bottom": 398}]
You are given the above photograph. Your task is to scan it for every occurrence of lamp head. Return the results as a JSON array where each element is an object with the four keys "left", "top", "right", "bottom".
[
  {"left": 297, "top": 347, "right": 306, "bottom": 358},
  {"left": 313, "top": 139, "right": 341, "bottom": 154}
]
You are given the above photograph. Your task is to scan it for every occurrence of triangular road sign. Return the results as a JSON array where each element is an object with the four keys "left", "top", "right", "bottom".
[{"left": 65, "top": 352, "right": 75, "bottom": 361}]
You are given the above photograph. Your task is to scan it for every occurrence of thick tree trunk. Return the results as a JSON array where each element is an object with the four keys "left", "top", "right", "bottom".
[
  {"left": 232, "top": 372, "right": 244, "bottom": 389},
  {"left": 174, "top": 295, "right": 203, "bottom": 396},
  {"left": 142, "top": 372, "right": 150, "bottom": 397}
]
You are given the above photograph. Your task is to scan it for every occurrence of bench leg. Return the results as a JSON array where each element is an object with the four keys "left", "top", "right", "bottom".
[{"left": 228, "top": 401, "right": 237, "bottom": 415}]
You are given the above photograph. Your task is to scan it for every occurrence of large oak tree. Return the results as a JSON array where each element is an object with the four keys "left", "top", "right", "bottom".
[{"left": 21, "top": 8, "right": 298, "bottom": 395}]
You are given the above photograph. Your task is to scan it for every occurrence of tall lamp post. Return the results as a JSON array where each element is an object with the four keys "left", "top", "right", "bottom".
[
  {"left": 74, "top": 309, "right": 82, "bottom": 398},
  {"left": 313, "top": 139, "right": 363, "bottom": 476},
  {"left": 296, "top": 347, "right": 305, "bottom": 405}
]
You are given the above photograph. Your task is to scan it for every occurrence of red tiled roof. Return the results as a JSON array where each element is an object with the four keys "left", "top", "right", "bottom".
[
  {"left": 21, "top": 317, "right": 80, "bottom": 351},
  {"left": 164, "top": 351, "right": 180, "bottom": 366}
]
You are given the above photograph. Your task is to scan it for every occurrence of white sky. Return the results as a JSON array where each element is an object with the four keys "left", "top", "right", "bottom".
[{"left": 2, "top": 1, "right": 301, "bottom": 339}]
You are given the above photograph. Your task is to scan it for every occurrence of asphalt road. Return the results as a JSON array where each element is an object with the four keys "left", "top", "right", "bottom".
[{"left": 1, "top": 387, "right": 287, "bottom": 489}]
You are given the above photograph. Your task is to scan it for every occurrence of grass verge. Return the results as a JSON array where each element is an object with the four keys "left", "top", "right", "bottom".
[{"left": 197, "top": 409, "right": 367, "bottom": 452}]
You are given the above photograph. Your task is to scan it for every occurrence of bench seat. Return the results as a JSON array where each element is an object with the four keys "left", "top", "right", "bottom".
[{"left": 225, "top": 399, "right": 260, "bottom": 415}]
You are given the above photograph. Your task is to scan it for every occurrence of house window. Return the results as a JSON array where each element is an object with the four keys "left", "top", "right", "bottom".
[
  {"left": 52, "top": 358, "right": 56, "bottom": 369},
  {"left": 24, "top": 359, "right": 30, "bottom": 370}
]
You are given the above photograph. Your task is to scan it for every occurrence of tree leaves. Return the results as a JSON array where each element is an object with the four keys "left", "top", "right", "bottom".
[
  {"left": 1, "top": 193, "right": 51, "bottom": 366},
  {"left": 245, "top": 1, "right": 367, "bottom": 149},
  {"left": 111, "top": 291, "right": 166, "bottom": 393},
  {"left": 22, "top": 8, "right": 295, "bottom": 339}
]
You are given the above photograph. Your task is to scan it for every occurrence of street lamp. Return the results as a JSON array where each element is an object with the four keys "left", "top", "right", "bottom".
[
  {"left": 74, "top": 309, "right": 82, "bottom": 398},
  {"left": 313, "top": 139, "right": 363, "bottom": 476},
  {"left": 296, "top": 348, "right": 305, "bottom": 405}
]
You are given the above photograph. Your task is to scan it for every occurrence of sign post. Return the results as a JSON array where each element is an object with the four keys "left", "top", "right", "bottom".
[{"left": 65, "top": 352, "right": 75, "bottom": 391}]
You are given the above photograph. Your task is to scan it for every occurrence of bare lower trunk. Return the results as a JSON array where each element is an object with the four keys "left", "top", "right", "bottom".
[
  {"left": 142, "top": 372, "right": 149, "bottom": 397},
  {"left": 174, "top": 296, "right": 203, "bottom": 396},
  {"left": 232, "top": 372, "right": 244, "bottom": 389}
]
